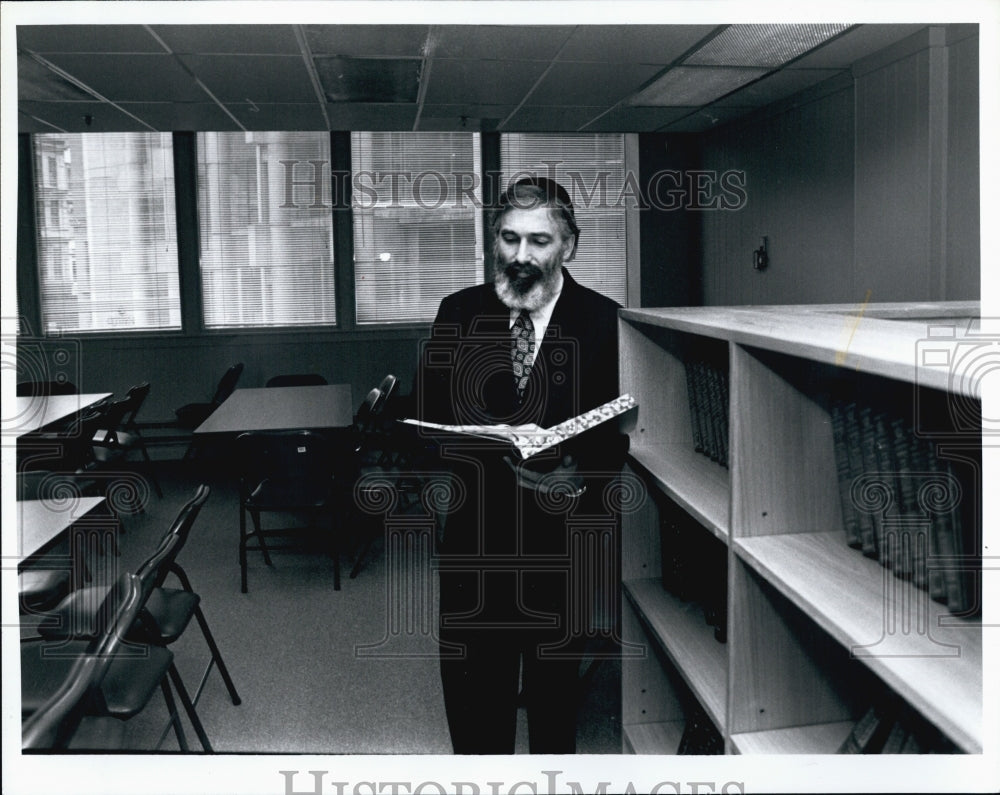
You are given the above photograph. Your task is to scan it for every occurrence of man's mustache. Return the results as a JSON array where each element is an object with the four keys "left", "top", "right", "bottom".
[{"left": 503, "top": 262, "right": 543, "bottom": 292}]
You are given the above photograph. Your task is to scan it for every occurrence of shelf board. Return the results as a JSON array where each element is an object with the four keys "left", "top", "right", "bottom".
[
  {"left": 734, "top": 531, "right": 982, "bottom": 753},
  {"left": 624, "top": 720, "right": 685, "bottom": 754},
  {"left": 624, "top": 578, "right": 728, "bottom": 732},
  {"left": 619, "top": 303, "right": 981, "bottom": 394},
  {"left": 628, "top": 446, "right": 729, "bottom": 542},
  {"left": 730, "top": 721, "right": 855, "bottom": 754}
]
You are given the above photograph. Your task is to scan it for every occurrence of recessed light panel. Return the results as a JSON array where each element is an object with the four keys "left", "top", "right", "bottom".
[
  {"left": 685, "top": 24, "right": 852, "bottom": 68},
  {"left": 314, "top": 57, "right": 421, "bottom": 103},
  {"left": 628, "top": 66, "right": 767, "bottom": 106}
]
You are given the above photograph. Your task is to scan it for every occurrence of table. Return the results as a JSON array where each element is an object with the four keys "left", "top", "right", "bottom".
[
  {"left": 16, "top": 496, "right": 109, "bottom": 571},
  {"left": 194, "top": 384, "right": 355, "bottom": 435},
  {"left": 11, "top": 392, "right": 113, "bottom": 438}
]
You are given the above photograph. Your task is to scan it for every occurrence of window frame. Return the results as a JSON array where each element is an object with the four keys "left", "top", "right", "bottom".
[{"left": 20, "top": 131, "right": 638, "bottom": 340}]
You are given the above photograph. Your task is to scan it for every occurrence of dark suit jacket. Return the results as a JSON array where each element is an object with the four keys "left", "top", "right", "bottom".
[
  {"left": 413, "top": 269, "right": 627, "bottom": 628},
  {"left": 414, "top": 267, "right": 623, "bottom": 464}
]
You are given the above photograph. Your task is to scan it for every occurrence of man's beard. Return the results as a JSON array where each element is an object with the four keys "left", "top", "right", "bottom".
[{"left": 493, "top": 253, "right": 563, "bottom": 311}]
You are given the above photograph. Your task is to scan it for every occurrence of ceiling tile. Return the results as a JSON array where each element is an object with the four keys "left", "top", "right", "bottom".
[
  {"left": 326, "top": 103, "right": 418, "bottom": 131},
  {"left": 628, "top": 66, "right": 767, "bottom": 106},
  {"left": 581, "top": 105, "right": 695, "bottom": 132},
  {"left": 528, "top": 61, "right": 664, "bottom": 106},
  {"left": 557, "top": 25, "right": 719, "bottom": 64},
  {"left": 432, "top": 26, "right": 574, "bottom": 60},
  {"left": 226, "top": 103, "right": 328, "bottom": 131},
  {"left": 119, "top": 102, "right": 243, "bottom": 131},
  {"left": 17, "top": 25, "right": 163, "bottom": 53},
  {"left": 424, "top": 59, "right": 548, "bottom": 105},
  {"left": 181, "top": 55, "right": 317, "bottom": 102},
  {"left": 151, "top": 24, "right": 301, "bottom": 54},
  {"left": 19, "top": 100, "right": 156, "bottom": 133},
  {"left": 712, "top": 68, "right": 843, "bottom": 107},
  {"left": 314, "top": 57, "right": 421, "bottom": 103},
  {"left": 791, "top": 24, "right": 926, "bottom": 69},
  {"left": 420, "top": 103, "right": 515, "bottom": 131},
  {"left": 40, "top": 53, "right": 207, "bottom": 102},
  {"left": 685, "top": 24, "right": 852, "bottom": 68},
  {"left": 501, "top": 106, "right": 608, "bottom": 132},
  {"left": 305, "top": 25, "right": 430, "bottom": 57},
  {"left": 18, "top": 53, "right": 95, "bottom": 101}
]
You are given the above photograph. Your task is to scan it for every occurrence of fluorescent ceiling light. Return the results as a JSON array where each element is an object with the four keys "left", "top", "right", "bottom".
[
  {"left": 685, "top": 24, "right": 853, "bottom": 68},
  {"left": 628, "top": 67, "right": 767, "bottom": 107}
]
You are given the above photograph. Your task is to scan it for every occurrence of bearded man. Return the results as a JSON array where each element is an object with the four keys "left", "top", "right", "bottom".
[{"left": 413, "top": 176, "right": 627, "bottom": 754}]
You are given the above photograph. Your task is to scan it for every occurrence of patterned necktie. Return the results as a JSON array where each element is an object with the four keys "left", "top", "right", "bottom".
[{"left": 511, "top": 309, "right": 535, "bottom": 403}]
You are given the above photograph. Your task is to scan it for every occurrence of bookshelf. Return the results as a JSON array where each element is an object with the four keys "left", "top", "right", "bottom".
[{"left": 618, "top": 301, "right": 983, "bottom": 755}]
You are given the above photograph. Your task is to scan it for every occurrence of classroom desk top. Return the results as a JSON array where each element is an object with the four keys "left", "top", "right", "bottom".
[
  {"left": 11, "top": 392, "right": 112, "bottom": 438},
  {"left": 16, "top": 496, "right": 108, "bottom": 570},
  {"left": 193, "top": 384, "right": 355, "bottom": 435}
]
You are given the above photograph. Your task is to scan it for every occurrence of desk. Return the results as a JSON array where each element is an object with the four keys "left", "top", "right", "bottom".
[
  {"left": 11, "top": 392, "right": 112, "bottom": 438},
  {"left": 16, "top": 496, "right": 109, "bottom": 571},
  {"left": 194, "top": 384, "right": 355, "bottom": 435}
]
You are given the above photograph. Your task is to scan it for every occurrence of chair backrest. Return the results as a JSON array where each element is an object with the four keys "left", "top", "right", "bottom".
[
  {"left": 234, "top": 431, "right": 333, "bottom": 489},
  {"left": 376, "top": 374, "right": 398, "bottom": 414},
  {"left": 141, "top": 484, "right": 211, "bottom": 592},
  {"left": 120, "top": 382, "right": 152, "bottom": 430},
  {"left": 21, "top": 572, "right": 143, "bottom": 751},
  {"left": 211, "top": 363, "right": 244, "bottom": 406},
  {"left": 266, "top": 373, "right": 328, "bottom": 388}
]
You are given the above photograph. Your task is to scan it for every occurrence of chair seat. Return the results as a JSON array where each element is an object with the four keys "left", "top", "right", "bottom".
[
  {"left": 142, "top": 588, "right": 200, "bottom": 643},
  {"left": 20, "top": 570, "right": 72, "bottom": 614},
  {"left": 39, "top": 584, "right": 201, "bottom": 646},
  {"left": 21, "top": 639, "right": 174, "bottom": 719}
]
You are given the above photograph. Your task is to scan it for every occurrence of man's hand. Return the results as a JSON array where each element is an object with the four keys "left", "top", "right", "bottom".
[{"left": 503, "top": 454, "right": 586, "bottom": 498}]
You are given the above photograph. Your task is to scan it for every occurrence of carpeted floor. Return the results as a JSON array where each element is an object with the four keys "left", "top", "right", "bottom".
[{"left": 24, "top": 458, "right": 622, "bottom": 755}]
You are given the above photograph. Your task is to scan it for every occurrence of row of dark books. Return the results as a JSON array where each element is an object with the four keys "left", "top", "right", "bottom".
[
  {"left": 684, "top": 356, "right": 729, "bottom": 468},
  {"left": 676, "top": 700, "right": 724, "bottom": 755},
  {"left": 838, "top": 696, "right": 957, "bottom": 754},
  {"left": 830, "top": 392, "right": 980, "bottom": 617},
  {"left": 659, "top": 494, "right": 727, "bottom": 643}
]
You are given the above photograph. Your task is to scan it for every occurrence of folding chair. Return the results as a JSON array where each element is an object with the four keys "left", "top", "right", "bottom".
[
  {"left": 21, "top": 572, "right": 142, "bottom": 752},
  {"left": 91, "top": 382, "right": 162, "bottom": 498},
  {"left": 41, "top": 485, "right": 240, "bottom": 713},
  {"left": 236, "top": 431, "right": 342, "bottom": 593}
]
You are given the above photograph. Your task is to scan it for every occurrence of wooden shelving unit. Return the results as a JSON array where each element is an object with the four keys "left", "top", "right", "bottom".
[{"left": 618, "top": 301, "right": 983, "bottom": 755}]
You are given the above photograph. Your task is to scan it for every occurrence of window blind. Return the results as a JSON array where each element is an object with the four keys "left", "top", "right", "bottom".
[
  {"left": 500, "top": 134, "right": 628, "bottom": 306},
  {"left": 352, "top": 132, "right": 483, "bottom": 324},
  {"left": 33, "top": 133, "right": 181, "bottom": 333},
  {"left": 197, "top": 132, "right": 336, "bottom": 329}
]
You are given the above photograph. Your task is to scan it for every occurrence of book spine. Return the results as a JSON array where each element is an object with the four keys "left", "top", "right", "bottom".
[
  {"left": 856, "top": 405, "right": 882, "bottom": 560},
  {"left": 685, "top": 361, "right": 704, "bottom": 455},
  {"left": 832, "top": 399, "right": 862, "bottom": 549}
]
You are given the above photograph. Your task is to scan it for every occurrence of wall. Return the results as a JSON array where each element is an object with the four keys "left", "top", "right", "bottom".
[{"left": 699, "top": 25, "right": 980, "bottom": 307}]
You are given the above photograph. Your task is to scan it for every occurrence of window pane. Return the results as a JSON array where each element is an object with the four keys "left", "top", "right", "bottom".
[
  {"left": 352, "top": 132, "right": 483, "bottom": 324},
  {"left": 33, "top": 133, "right": 181, "bottom": 333},
  {"left": 500, "top": 134, "right": 628, "bottom": 306},
  {"left": 198, "top": 132, "right": 335, "bottom": 329}
]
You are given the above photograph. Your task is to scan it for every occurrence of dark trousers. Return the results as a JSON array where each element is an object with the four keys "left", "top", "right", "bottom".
[{"left": 440, "top": 624, "right": 584, "bottom": 754}]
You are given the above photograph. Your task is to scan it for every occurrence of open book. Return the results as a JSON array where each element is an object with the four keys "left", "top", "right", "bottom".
[{"left": 399, "top": 393, "right": 638, "bottom": 460}]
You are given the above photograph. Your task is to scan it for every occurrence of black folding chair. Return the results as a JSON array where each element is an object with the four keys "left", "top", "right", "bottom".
[
  {"left": 236, "top": 430, "right": 342, "bottom": 593},
  {"left": 22, "top": 572, "right": 142, "bottom": 752}
]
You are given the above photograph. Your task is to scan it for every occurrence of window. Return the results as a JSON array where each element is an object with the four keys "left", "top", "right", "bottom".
[
  {"left": 33, "top": 133, "right": 181, "bottom": 333},
  {"left": 197, "top": 132, "right": 336, "bottom": 329},
  {"left": 500, "top": 134, "right": 628, "bottom": 306},
  {"left": 351, "top": 132, "right": 483, "bottom": 324}
]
